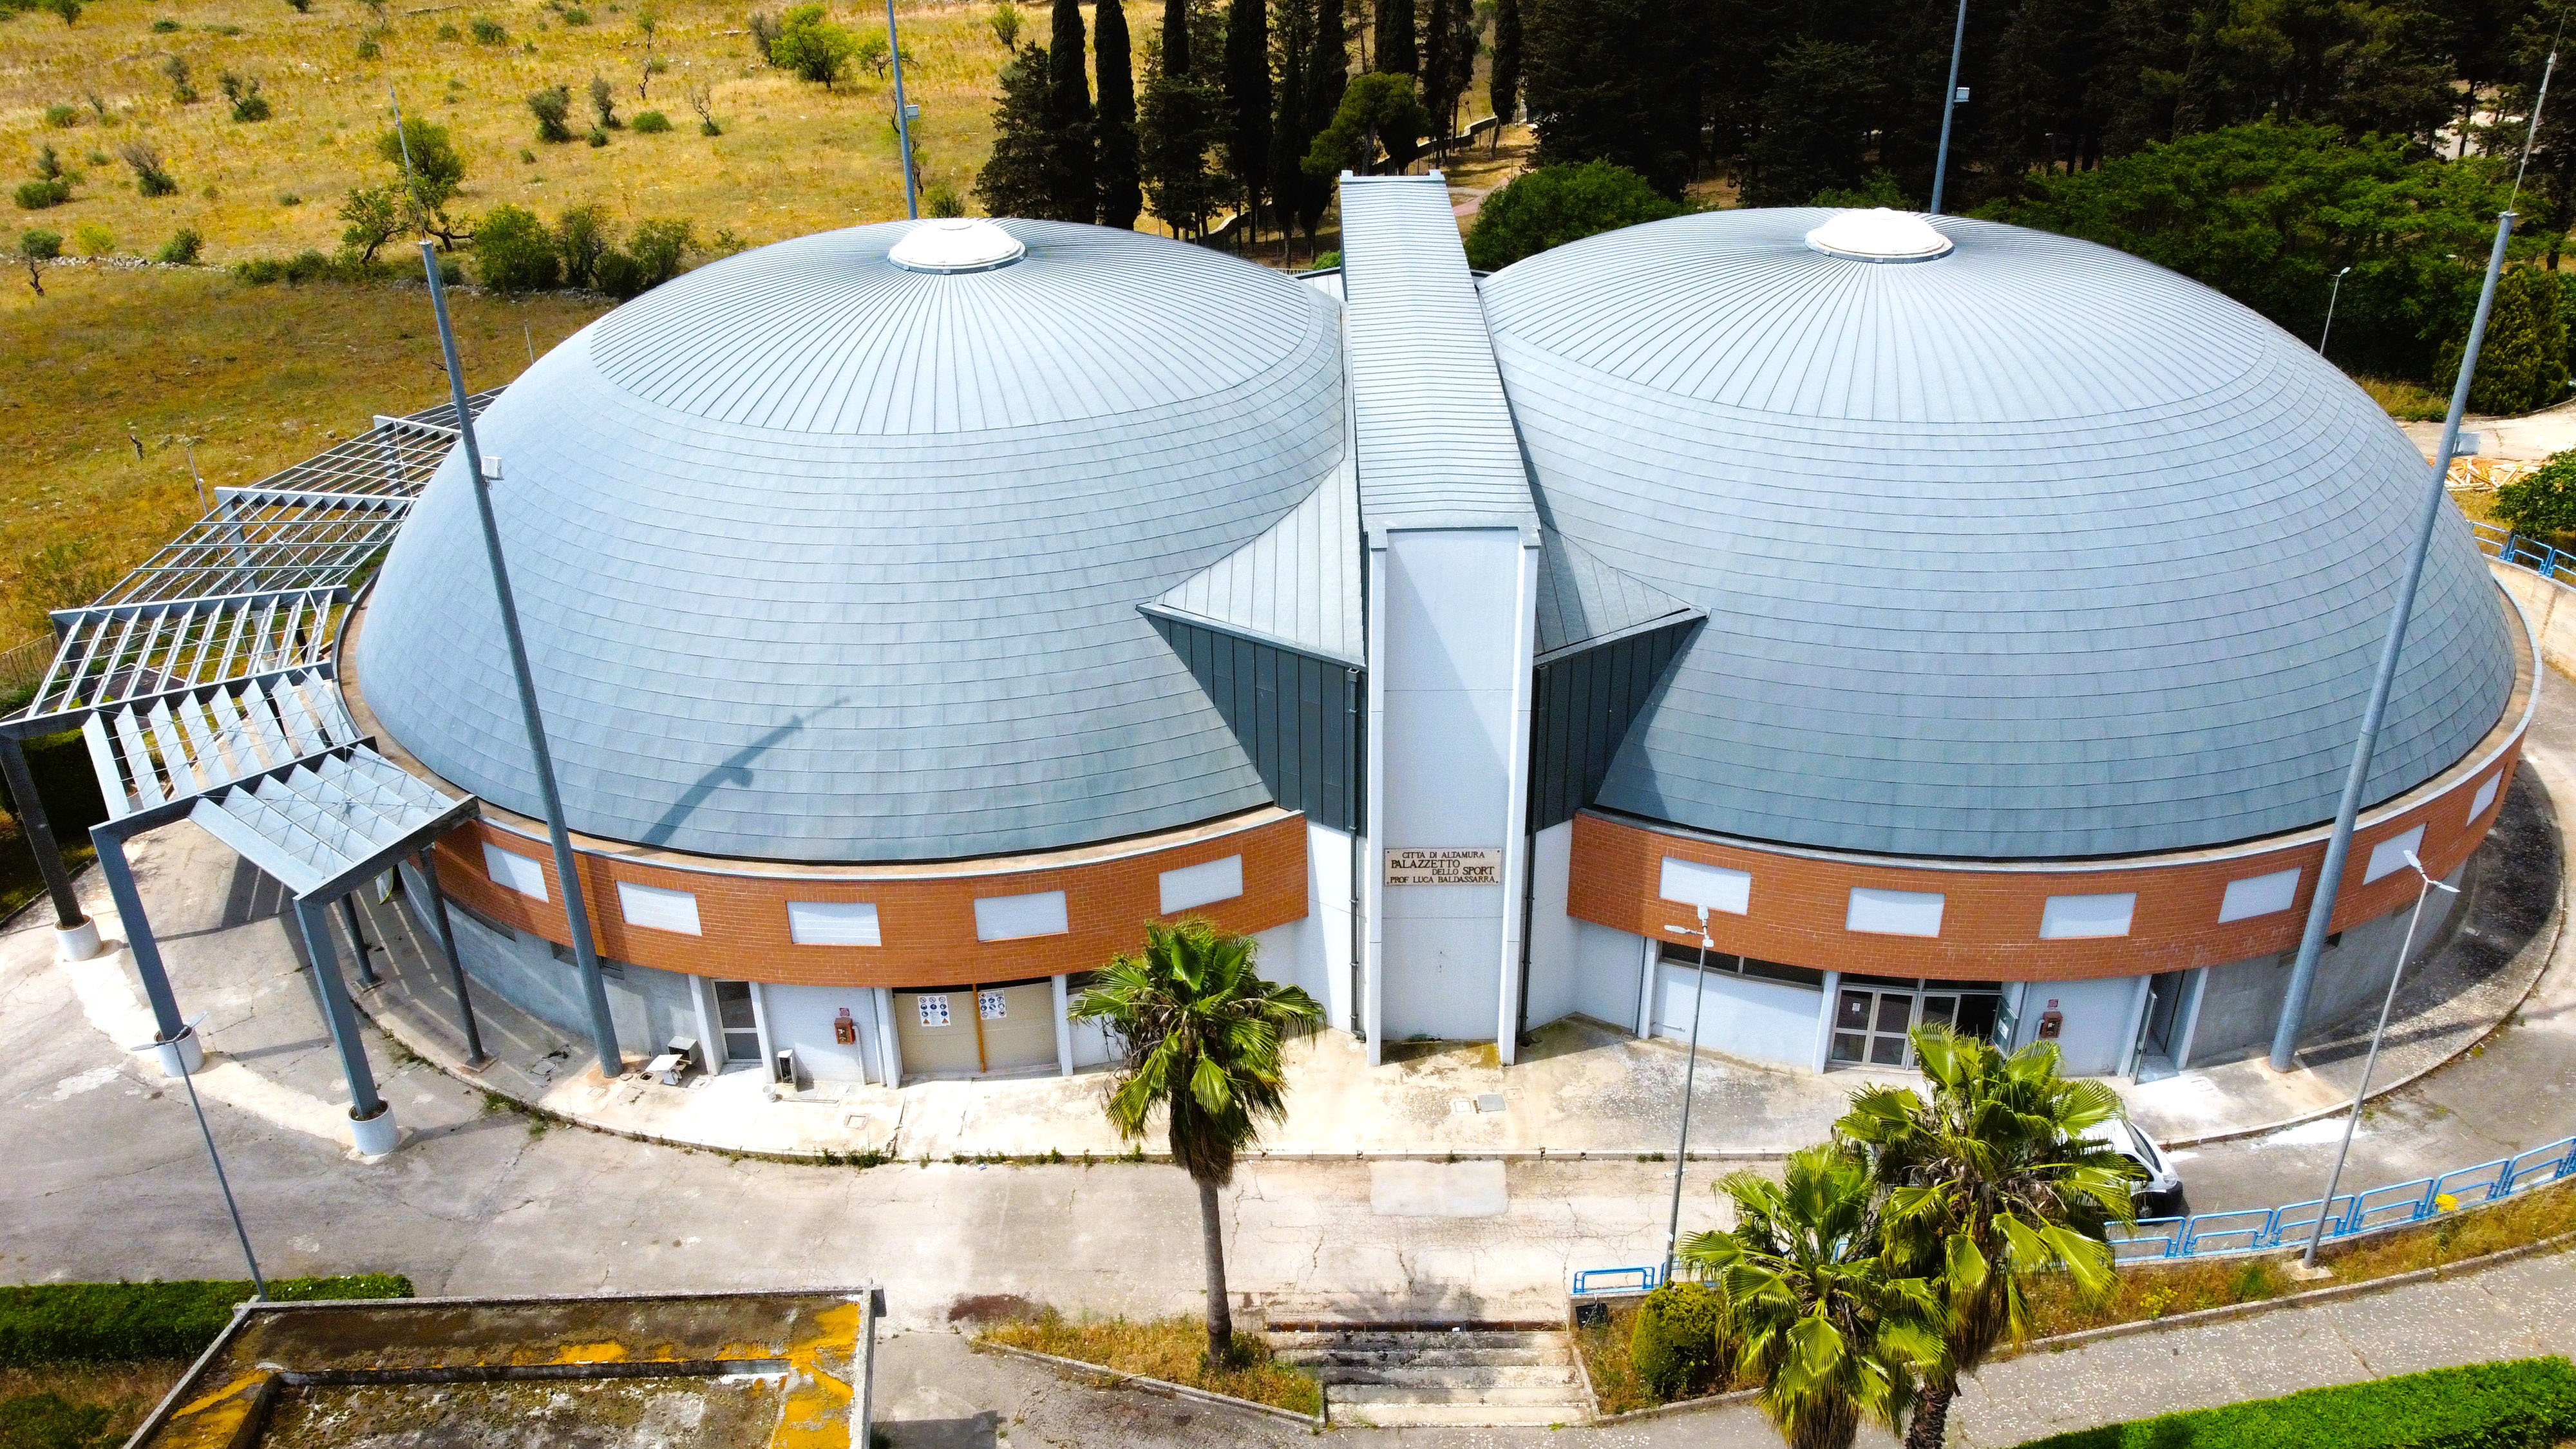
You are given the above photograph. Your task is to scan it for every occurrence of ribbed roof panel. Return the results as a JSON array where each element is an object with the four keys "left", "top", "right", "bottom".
[{"left": 1485, "top": 209, "right": 2515, "bottom": 859}]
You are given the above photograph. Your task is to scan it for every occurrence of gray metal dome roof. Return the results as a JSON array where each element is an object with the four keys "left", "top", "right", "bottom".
[
  {"left": 1484, "top": 208, "right": 2516, "bottom": 860},
  {"left": 359, "top": 220, "right": 1345, "bottom": 862}
]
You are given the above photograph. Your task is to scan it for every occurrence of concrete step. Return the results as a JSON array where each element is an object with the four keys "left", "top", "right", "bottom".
[
  {"left": 1329, "top": 1383, "right": 1589, "bottom": 1408},
  {"left": 1332, "top": 1402, "right": 1583, "bottom": 1428},
  {"left": 1265, "top": 1329, "right": 1558, "bottom": 1352},
  {"left": 1308, "top": 1363, "right": 1578, "bottom": 1389},
  {"left": 1272, "top": 1345, "right": 1571, "bottom": 1369}
]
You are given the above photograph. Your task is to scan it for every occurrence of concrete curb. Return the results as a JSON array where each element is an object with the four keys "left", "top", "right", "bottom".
[{"left": 971, "top": 1338, "right": 1327, "bottom": 1431}]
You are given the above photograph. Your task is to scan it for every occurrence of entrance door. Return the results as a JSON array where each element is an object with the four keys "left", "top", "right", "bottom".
[
  {"left": 1831, "top": 985, "right": 1917, "bottom": 1067},
  {"left": 976, "top": 983, "right": 1059, "bottom": 1073},
  {"left": 894, "top": 989, "right": 983, "bottom": 1077},
  {"left": 2132, "top": 971, "right": 2185, "bottom": 1081},
  {"left": 711, "top": 980, "right": 764, "bottom": 1072}
]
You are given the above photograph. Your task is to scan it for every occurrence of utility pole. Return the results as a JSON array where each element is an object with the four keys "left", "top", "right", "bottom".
[
  {"left": 1927, "top": 0, "right": 1969, "bottom": 214},
  {"left": 886, "top": 0, "right": 919, "bottom": 218}
]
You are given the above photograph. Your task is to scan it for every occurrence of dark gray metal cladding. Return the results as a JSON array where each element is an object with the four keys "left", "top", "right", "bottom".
[
  {"left": 1484, "top": 209, "right": 2516, "bottom": 860},
  {"left": 359, "top": 220, "right": 1347, "bottom": 864}
]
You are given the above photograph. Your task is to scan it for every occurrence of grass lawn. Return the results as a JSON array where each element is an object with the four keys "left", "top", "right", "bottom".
[
  {"left": 0, "top": 1361, "right": 190, "bottom": 1444},
  {"left": 0, "top": 263, "right": 609, "bottom": 643},
  {"left": 980, "top": 1311, "right": 1322, "bottom": 1417}
]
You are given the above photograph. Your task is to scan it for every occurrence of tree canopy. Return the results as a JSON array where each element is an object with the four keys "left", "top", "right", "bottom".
[{"left": 1464, "top": 159, "right": 1684, "bottom": 269}]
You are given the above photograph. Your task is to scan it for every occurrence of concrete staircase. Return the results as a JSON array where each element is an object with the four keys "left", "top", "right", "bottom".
[{"left": 1265, "top": 1325, "right": 1589, "bottom": 1428}]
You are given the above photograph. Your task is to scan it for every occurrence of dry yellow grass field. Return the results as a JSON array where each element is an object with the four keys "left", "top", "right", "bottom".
[{"left": 0, "top": 0, "right": 1019, "bottom": 260}]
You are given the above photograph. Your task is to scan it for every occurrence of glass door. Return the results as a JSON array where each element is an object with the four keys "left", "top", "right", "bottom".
[
  {"left": 712, "top": 980, "right": 764, "bottom": 1070},
  {"left": 1830, "top": 985, "right": 1917, "bottom": 1066}
]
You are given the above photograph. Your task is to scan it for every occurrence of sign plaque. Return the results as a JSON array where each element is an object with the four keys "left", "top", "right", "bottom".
[{"left": 1384, "top": 848, "right": 1503, "bottom": 886}]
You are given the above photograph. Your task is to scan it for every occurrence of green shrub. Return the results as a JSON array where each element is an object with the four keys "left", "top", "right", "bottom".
[
  {"left": 527, "top": 84, "right": 574, "bottom": 142},
  {"left": 149, "top": 15, "right": 178, "bottom": 30},
  {"left": 1464, "top": 160, "right": 1685, "bottom": 271},
  {"left": 2497, "top": 448, "right": 2576, "bottom": 536},
  {"left": 585, "top": 126, "right": 609, "bottom": 146},
  {"left": 69, "top": 222, "right": 110, "bottom": 255},
  {"left": 0, "top": 727, "right": 104, "bottom": 838},
  {"left": 469, "top": 14, "right": 506, "bottom": 42},
  {"left": 630, "top": 109, "right": 671, "bottom": 133},
  {"left": 1626, "top": 1281, "right": 1728, "bottom": 1399},
  {"left": 562, "top": 5, "right": 590, "bottom": 20},
  {"left": 0, "top": 1392, "right": 112, "bottom": 1449},
  {"left": 355, "top": 37, "right": 379, "bottom": 57},
  {"left": 155, "top": 227, "right": 202, "bottom": 263},
  {"left": 41, "top": 104, "right": 77, "bottom": 128},
  {"left": 120, "top": 143, "right": 176, "bottom": 197},
  {"left": 14, "top": 179, "right": 70, "bottom": 209},
  {"left": 435, "top": 21, "right": 459, "bottom": 39},
  {"left": 2014, "top": 1356, "right": 2576, "bottom": 1449},
  {"left": 0, "top": 1276, "right": 412, "bottom": 1367},
  {"left": 473, "top": 202, "right": 560, "bottom": 292}
]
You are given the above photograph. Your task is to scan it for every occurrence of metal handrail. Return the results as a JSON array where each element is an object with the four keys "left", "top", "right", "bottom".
[
  {"left": 2108, "top": 1133, "right": 2576, "bottom": 1263},
  {"left": 2476, "top": 518, "right": 2574, "bottom": 579}
]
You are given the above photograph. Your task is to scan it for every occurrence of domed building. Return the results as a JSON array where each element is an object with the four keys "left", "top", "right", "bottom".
[{"left": 347, "top": 185, "right": 2533, "bottom": 1089}]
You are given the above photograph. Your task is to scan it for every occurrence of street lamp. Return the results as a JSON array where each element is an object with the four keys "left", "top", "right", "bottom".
[
  {"left": 1658, "top": 907, "right": 1717, "bottom": 1284},
  {"left": 884, "top": 0, "right": 918, "bottom": 219},
  {"left": 1927, "top": 0, "right": 1970, "bottom": 215},
  {"left": 2298, "top": 849, "right": 2459, "bottom": 1270},
  {"left": 2317, "top": 266, "right": 2353, "bottom": 356}
]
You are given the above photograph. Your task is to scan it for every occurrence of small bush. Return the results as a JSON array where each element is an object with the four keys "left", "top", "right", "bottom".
[
  {"left": 0, "top": 1277, "right": 413, "bottom": 1366},
  {"left": 219, "top": 70, "right": 269, "bottom": 121},
  {"left": 527, "top": 84, "right": 573, "bottom": 142},
  {"left": 163, "top": 55, "right": 198, "bottom": 104},
  {"left": 155, "top": 227, "right": 201, "bottom": 263},
  {"left": 473, "top": 202, "right": 560, "bottom": 292},
  {"left": 276, "top": 191, "right": 300, "bottom": 205},
  {"left": 18, "top": 227, "right": 61, "bottom": 259},
  {"left": 287, "top": 0, "right": 312, "bottom": 10},
  {"left": 120, "top": 143, "right": 176, "bottom": 197},
  {"left": 435, "top": 21, "right": 459, "bottom": 39},
  {"left": 989, "top": 0, "right": 1020, "bottom": 47},
  {"left": 149, "top": 15, "right": 178, "bottom": 30},
  {"left": 924, "top": 182, "right": 965, "bottom": 217},
  {"left": 14, "top": 179, "right": 71, "bottom": 209},
  {"left": 562, "top": 5, "right": 590, "bottom": 20},
  {"left": 589, "top": 73, "right": 618, "bottom": 128},
  {"left": 518, "top": 147, "right": 537, "bottom": 162},
  {"left": 631, "top": 108, "right": 671, "bottom": 133},
  {"left": 355, "top": 37, "right": 379, "bottom": 57},
  {"left": 469, "top": 14, "right": 506, "bottom": 42},
  {"left": 42, "top": 104, "right": 77, "bottom": 128},
  {"left": 0, "top": 1392, "right": 111, "bottom": 1449},
  {"left": 585, "top": 126, "right": 608, "bottom": 146},
  {"left": 1464, "top": 160, "right": 1686, "bottom": 271},
  {"left": 2014, "top": 1356, "right": 2576, "bottom": 1449},
  {"left": 2497, "top": 448, "right": 2576, "bottom": 536},
  {"left": 1627, "top": 1281, "right": 1728, "bottom": 1399},
  {"left": 70, "top": 222, "right": 109, "bottom": 254}
]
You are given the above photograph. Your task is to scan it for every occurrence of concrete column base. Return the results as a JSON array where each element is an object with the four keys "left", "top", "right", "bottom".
[
  {"left": 151, "top": 1029, "right": 205, "bottom": 1079},
  {"left": 349, "top": 1103, "right": 399, "bottom": 1157},
  {"left": 55, "top": 918, "right": 101, "bottom": 963}
]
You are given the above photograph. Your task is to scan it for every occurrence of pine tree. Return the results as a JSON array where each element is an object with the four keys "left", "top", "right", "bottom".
[
  {"left": 1225, "top": 0, "right": 1271, "bottom": 235},
  {"left": 1268, "top": 0, "right": 1316, "bottom": 258},
  {"left": 1097, "top": 0, "right": 1142, "bottom": 227},
  {"left": 1140, "top": 1, "right": 1230, "bottom": 238},
  {"left": 1297, "top": 0, "right": 1349, "bottom": 235},
  {"left": 1488, "top": 0, "right": 1520, "bottom": 143},
  {"left": 1418, "top": 0, "right": 1474, "bottom": 151},
  {"left": 1374, "top": 0, "right": 1413, "bottom": 74},
  {"left": 976, "top": 43, "right": 1061, "bottom": 218},
  {"left": 1046, "top": 0, "right": 1096, "bottom": 220},
  {"left": 1164, "top": 0, "right": 1189, "bottom": 75}
]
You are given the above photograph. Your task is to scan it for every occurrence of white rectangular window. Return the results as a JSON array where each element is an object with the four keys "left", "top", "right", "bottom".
[
  {"left": 482, "top": 843, "right": 548, "bottom": 902},
  {"left": 788, "top": 900, "right": 882, "bottom": 946},
  {"left": 617, "top": 880, "right": 701, "bottom": 935},
  {"left": 1660, "top": 857, "right": 1752, "bottom": 915},
  {"left": 974, "top": 889, "right": 1069, "bottom": 942},
  {"left": 1159, "top": 855, "right": 1244, "bottom": 914},
  {"left": 2219, "top": 867, "right": 2301, "bottom": 923},
  {"left": 2471, "top": 773, "right": 2501, "bottom": 821},
  {"left": 2364, "top": 825, "right": 2428, "bottom": 884},
  {"left": 2039, "top": 892, "right": 2136, "bottom": 940},
  {"left": 1846, "top": 887, "right": 1944, "bottom": 937}
]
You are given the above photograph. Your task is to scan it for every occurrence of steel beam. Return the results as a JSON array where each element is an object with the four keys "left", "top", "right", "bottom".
[
  {"left": 415, "top": 848, "right": 488, "bottom": 1066},
  {"left": 294, "top": 897, "right": 384, "bottom": 1120},
  {"left": 91, "top": 831, "right": 184, "bottom": 1042},
  {"left": 2, "top": 732, "right": 86, "bottom": 932}
]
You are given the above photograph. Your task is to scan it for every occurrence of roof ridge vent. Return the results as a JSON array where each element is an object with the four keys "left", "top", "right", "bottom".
[
  {"left": 1804, "top": 208, "right": 1953, "bottom": 263},
  {"left": 888, "top": 217, "right": 1027, "bottom": 274}
]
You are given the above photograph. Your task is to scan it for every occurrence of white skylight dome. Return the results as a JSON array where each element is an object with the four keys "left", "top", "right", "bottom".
[
  {"left": 1803, "top": 207, "right": 1955, "bottom": 262},
  {"left": 888, "top": 216, "right": 1027, "bottom": 273}
]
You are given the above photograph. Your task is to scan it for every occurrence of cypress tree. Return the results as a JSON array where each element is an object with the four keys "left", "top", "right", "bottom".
[
  {"left": 1225, "top": 0, "right": 1271, "bottom": 235},
  {"left": 1374, "top": 0, "right": 1412, "bottom": 75},
  {"left": 1298, "top": 0, "right": 1348, "bottom": 235},
  {"left": 1267, "top": 0, "right": 1314, "bottom": 258},
  {"left": 1164, "top": 0, "right": 1189, "bottom": 76},
  {"left": 1421, "top": 0, "right": 1453, "bottom": 139},
  {"left": 1097, "top": 0, "right": 1142, "bottom": 227},
  {"left": 1488, "top": 0, "right": 1520, "bottom": 141},
  {"left": 1046, "top": 0, "right": 1096, "bottom": 220}
]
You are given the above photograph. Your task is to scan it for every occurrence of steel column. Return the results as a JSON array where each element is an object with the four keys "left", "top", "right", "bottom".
[
  {"left": 3, "top": 732, "right": 88, "bottom": 932},
  {"left": 415, "top": 848, "right": 488, "bottom": 1066},
  {"left": 91, "top": 831, "right": 186, "bottom": 1043},
  {"left": 294, "top": 897, "right": 384, "bottom": 1120},
  {"left": 338, "top": 895, "right": 379, "bottom": 988}
]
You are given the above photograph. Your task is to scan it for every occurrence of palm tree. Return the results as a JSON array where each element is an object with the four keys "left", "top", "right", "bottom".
[
  {"left": 1834, "top": 1025, "right": 2141, "bottom": 1449},
  {"left": 1680, "top": 1144, "right": 1946, "bottom": 1449},
  {"left": 1070, "top": 918, "right": 1323, "bottom": 1365}
]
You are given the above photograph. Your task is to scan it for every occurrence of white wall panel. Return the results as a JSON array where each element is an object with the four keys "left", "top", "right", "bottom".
[
  {"left": 974, "top": 889, "right": 1069, "bottom": 941},
  {"left": 617, "top": 880, "right": 702, "bottom": 935},
  {"left": 482, "top": 843, "right": 548, "bottom": 901},
  {"left": 2218, "top": 867, "right": 2301, "bottom": 923},
  {"left": 1159, "top": 855, "right": 1244, "bottom": 914},
  {"left": 787, "top": 900, "right": 882, "bottom": 946},
  {"left": 1846, "top": 887, "right": 1944, "bottom": 937}
]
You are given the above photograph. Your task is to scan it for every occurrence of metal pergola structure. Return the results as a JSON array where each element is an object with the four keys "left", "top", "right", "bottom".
[{"left": 2, "top": 393, "right": 501, "bottom": 1150}]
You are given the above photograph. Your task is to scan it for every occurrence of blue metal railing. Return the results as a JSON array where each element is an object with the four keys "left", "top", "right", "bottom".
[
  {"left": 1569, "top": 1133, "right": 2576, "bottom": 1287},
  {"left": 2475, "top": 520, "right": 2572, "bottom": 579},
  {"left": 2108, "top": 1133, "right": 2576, "bottom": 1263}
]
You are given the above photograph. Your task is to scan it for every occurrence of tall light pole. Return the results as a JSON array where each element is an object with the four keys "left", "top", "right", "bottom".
[
  {"left": 1659, "top": 908, "right": 1718, "bottom": 1283},
  {"left": 1927, "top": 0, "right": 1969, "bottom": 215},
  {"left": 885, "top": 0, "right": 919, "bottom": 218},
  {"left": 414, "top": 243, "right": 625, "bottom": 1080},
  {"left": 137, "top": 1014, "right": 265, "bottom": 1298},
  {"left": 2300, "top": 851, "right": 2459, "bottom": 1269},
  {"left": 2269, "top": 208, "right": 2515, "bottom": 1072},
  {"left": 2318, "top": 265, "right": 2352, "bottom": 356}
]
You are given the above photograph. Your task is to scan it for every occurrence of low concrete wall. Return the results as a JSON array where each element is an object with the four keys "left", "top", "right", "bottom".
[{"left": 2493, "top": 560, "right": 2576, "bottom": 677}]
